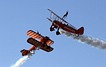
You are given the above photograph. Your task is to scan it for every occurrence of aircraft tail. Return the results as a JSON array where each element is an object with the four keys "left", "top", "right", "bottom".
[
  {"left": 77, "top": 27, "right": 84, "bottom": 35},
  {"left": 20, "top": 49, "right": 30, "bottom": 56}
]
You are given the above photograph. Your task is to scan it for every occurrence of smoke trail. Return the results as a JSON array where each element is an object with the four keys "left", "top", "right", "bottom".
[
  {"left": 60, "top": 30, "right": 106, "bottom": 50},
  {"left": 11, "top": 55, "right": 29, "bottom": 67},
  {"left": 73, "top": 35, "right": 106, "bottom": 49}
]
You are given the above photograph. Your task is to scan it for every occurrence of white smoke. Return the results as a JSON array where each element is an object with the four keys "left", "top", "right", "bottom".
[
  {"left": 11, "top": 50, "right": 36, "bottom": 67},
  {"left": 60, "top": 30, "right": 106, "bottom": 50},
  {"left": 11, "top": 55, "right": 30, "bottom": 67},
  {"left": 73, "top": 35, "right": 106, "bottom": 49}
]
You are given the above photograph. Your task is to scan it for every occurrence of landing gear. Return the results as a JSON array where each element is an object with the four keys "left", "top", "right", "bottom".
[
  {"left": 56, "top": 28, "right": 60, "bottom": 35},
  {"left": 56, "top": 31, "right": 60, "bottom": 35},
  {"left": 50, "top": 24, "right": 58, "bottom": 31},
  {"left": 50, "top": 26, "right": 54, "bottom": 31}
]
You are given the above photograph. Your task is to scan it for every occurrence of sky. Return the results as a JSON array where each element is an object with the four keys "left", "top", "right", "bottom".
[{"left": 0, "top": 0, "right": 106, "bottom": 67}]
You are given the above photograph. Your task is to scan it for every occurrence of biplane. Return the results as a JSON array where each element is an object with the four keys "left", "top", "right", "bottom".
[
  {"left": 20, "top": 30, "right": 54, "bottom": 56},
  {"left": 47, "top": 9, "right": 84, "bottom": 36}
]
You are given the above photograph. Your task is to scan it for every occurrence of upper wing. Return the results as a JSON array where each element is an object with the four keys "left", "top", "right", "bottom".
[
  {"left": 48, "top": 9, "right": 68, "bottom": 23},
  {"left": 48, "top": 9, "right": 77, "bottom": 29},
  {"left": 27, "top": 30, "right": 44, "bottom": 40},
  {"left": 46, "top": 39, "right": 54, "bottom": 46},
  {"left": 27, "top": 30, "right": 54, "bottom": 46}
]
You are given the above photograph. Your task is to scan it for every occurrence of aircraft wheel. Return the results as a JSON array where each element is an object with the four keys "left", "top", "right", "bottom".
[
  {"left": 56, "top": 31, "right": 60, "bottom": 35},
  {"left": 50, "top": 27, "right": 54, "bottom": 31}
]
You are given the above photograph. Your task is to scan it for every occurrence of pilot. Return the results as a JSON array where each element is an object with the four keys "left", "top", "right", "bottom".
[{"left": 62, "top": 11, "right": 68, "bottom": 19}]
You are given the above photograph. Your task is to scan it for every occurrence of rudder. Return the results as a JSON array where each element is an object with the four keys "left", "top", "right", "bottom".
[{"left": 78, "top": 27, "right": 84, "bottom": 35}]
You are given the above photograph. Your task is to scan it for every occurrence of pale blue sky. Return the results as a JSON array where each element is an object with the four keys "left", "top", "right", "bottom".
[{"left": 0, "top": 0, "right": 106, "bottom": 67}]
